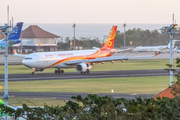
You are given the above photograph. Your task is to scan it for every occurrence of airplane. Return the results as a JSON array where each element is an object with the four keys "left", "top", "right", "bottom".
[
  {"left": 132, "top": 40, "right": 179, "bottom": 54},
  {"left": 173, "top": 46, "right": 180, "bottom": 53},
  {"left": 0, "top": 22, "right": 23, "bottom": 49},
  {"left": 14, "top": 26, "right": 160, "bottom": 75}
]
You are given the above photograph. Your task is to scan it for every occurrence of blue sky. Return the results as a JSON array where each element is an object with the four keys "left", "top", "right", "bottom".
[{"left": 1, "top": 0, "right": 180, "bottom": 24}]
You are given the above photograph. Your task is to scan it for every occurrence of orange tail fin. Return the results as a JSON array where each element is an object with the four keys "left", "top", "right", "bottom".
[{"left": 100, "top": 26, "right": 117, "bottom": 50}]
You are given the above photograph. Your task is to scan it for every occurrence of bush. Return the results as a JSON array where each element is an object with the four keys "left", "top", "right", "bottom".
[{"left": 1, "top": 95, "right": 180, "bottom": 120}]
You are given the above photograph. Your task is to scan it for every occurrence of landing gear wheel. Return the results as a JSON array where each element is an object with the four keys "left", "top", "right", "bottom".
[
  {"left": 32, "top": 72, "right": 36, "bottom": 75},
  {"left": 57, "top": 68, "right": 61, "bottom": 74},
  {"left": 55, "top": 70, "right": 58, "bottom": 74},
  {"left": 61, "top": 70, "right": 64, "bottom": 74},
  {"left": 86, "top": 69, "right": 90, "bottom": 74}
]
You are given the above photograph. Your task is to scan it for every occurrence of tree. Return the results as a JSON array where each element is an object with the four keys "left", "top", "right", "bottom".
[{"left": 1, "top": 95, "right": 180, "bottom": 119}]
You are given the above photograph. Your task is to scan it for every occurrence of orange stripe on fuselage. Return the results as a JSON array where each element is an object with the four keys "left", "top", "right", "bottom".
[{"left": 48, "top": 49, "right": 111, "bottom": 68}]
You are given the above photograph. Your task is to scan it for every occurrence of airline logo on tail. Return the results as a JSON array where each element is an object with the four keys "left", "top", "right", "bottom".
[
  {"left": 8, "top": 22, "right": 23, "bottom": 40},
  {"left": 0, "top": 22, "right": 23, "bottom": 49},
  {"left": 100, "top": 26, "right": 117, "bottom": 50}
]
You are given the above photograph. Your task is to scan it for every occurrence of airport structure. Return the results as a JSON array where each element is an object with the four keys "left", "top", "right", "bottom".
[
  {"left": 12, "top": 25, "right": 60, "bottom": 53},
  {"left": 160, "top": 23, "right": 179, "bottom": 86},
  {"left": 0, "top": 23, "right": 11, "bottom": 120},
  {"left": 0, "top": 34, "right": 4, "bottom": 39},
  {"left": 70, "top": 42, "right": 83, "bottom": 50}
]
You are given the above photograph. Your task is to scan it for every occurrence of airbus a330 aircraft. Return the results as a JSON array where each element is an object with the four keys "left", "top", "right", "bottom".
[
  {"left": 14, "top": 26, "right": 160, "bottom": 75},
  {"left": 0, "top": 22, "right": 23, "bottom": 49},
  {"left": 133, "top": 40, "right": 179, "bottom": 54}
]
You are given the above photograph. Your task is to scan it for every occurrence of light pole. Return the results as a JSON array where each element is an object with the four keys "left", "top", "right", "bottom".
[
  {"left": 72, "top": 23, "right": 76, "bottom": 50},
  {"left": 0, "top": 24, "right": 11, "bottom": 120},
  {"left": 160, "top": 24, "right": 179, "bottom": 86},
  {"left": 21, "top": 30, "right": 22, "bottom": 53},
  {"left": 123, "top": 23, "right": 127, "bottom": 48}
]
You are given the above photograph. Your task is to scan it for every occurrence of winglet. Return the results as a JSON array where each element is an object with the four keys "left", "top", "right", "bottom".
[{"left": 154, "top": 51, "right": 161, "bottom": 57}]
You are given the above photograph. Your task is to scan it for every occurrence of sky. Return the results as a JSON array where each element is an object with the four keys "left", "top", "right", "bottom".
[{"left": 1, "top": 0, "right": 180, "bottom": 24}]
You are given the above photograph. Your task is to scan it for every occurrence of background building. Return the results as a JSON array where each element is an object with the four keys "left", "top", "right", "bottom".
[
  {"left": 12, "top": 25, "right": 59, "bottom": 53},
  {"left": 0, "top": 34, "right": 4, "bottom": 40}
]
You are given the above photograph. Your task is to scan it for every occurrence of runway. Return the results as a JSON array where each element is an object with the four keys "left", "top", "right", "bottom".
[
  {"left": 0, "top": 92, "right": 154, "bottom": 101},
  {"left": 0, "top": 69, "right": 177, "bottom": 82}
]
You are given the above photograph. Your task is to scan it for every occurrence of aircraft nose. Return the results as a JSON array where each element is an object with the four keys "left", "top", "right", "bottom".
[
  {"left": 22, "top": 59, "right": 30, "bottom": 67},
  {"left": 22, "top": 59, "right": 26, "bottom": 65}
]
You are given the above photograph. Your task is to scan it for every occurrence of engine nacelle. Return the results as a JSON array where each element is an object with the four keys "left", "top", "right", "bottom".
[{"left": 76, "top": 63, "right": 92, "bottom": 72}]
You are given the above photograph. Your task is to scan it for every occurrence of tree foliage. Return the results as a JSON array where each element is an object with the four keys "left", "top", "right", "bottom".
[
  {"left": 114, "top": 28, "right": 172, "bottom": 47},
  {"left": 1, "top": 94, "right": 180, "bottom": 120},
  {"left": 165, "top": 58, "right": 180, "bottom": 96},
  {"left": 57, "top": 37, "right": 102, "bottom": 50},
  {"left": 57, "top": 28, "right": 180, "bottom": 50}
]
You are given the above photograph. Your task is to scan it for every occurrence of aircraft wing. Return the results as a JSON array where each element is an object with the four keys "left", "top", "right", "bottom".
[
  {"left": 65, "top": 52, "right": 160, "bottom": 65},
  {"left": 14, "top": 53, "right": 27, "bottom": 58},
  {"left": 114, "top": 49, "right": 132, "bottom": 53}
]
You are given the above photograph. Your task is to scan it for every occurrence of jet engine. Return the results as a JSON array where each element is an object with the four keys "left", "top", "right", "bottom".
[{"left": 76, "top": 63, "right": 92, "bottom": 73}]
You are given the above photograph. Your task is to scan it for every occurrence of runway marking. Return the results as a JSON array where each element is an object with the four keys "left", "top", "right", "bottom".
[{"left": 0, "top": 73, "right": 171, "bottom": 81}]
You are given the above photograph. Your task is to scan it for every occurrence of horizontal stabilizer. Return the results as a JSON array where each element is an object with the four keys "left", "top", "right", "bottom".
[
  {"left": 14, "top": 53, "right": 27, "bottom": 58},
  {"left": 92, "top": 47, "right": 99, "bottom": 50}
]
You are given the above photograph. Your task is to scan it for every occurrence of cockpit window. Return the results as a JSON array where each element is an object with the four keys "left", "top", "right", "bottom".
[{"left": 24, "top": 58, "right": 32, "bottom": 60}]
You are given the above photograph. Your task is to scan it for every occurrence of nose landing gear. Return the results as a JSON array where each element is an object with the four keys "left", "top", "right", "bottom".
[
  {"left": 55, "top": 68, "right": 64, "bottom": 74},
  {"left": 31, "top": 68, "right": 36, "bottom": 75}
]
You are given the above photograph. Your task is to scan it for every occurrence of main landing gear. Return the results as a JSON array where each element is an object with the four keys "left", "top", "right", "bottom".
[
  {"left": 55, "top": 68, "right": 64, "bottom": 74},
  {"left": 81, "top": 69, "right": 90, "bottom": 74}
]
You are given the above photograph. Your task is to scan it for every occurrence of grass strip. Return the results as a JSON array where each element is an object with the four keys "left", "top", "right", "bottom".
[
  {"left": 0, "top": 76, "right": 176, "bottom": 94},
  {"left": 0, "top": 96, "right": 67, "bottom": 106},
  {"left": 0, "top": 59, "right": 176, "bottom": 74}
]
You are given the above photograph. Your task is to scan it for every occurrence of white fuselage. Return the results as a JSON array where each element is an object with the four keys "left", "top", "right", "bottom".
[
  {"left": 133, "top": 46, "right": 168, "bottom": 52},
  {"left": 22, "top": 50, "right": 98, "bottom": 69}
]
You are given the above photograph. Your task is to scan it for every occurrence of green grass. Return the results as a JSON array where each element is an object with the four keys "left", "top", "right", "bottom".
[
  {"left": 0, "top": 76, "right": 176, "bottom": 94},
  {"left": 0, "top": 59, "right": 176, "bottom": 74},
  {"left": 0, "top": 97, "right": 67, "bottom": 106}
]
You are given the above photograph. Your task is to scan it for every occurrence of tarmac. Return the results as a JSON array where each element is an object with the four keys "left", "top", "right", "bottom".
[
  {"left": 0, "top": 92, "right": 154, "bottom": 101},
  {"left": 0, "top": 69, "right": 176, "bottom": 82}
]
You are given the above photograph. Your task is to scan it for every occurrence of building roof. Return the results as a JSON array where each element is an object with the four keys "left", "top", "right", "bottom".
[
  {"left": 0, "top": 33, "right": 4, "bottom": 39},
  {"left": 21, "top": 25, "right": 60, "bottom": 38},
  {"left": 0, "top": 29, "right": 5, "bottom": 39},
  {"left": 154, "top": 84, "right": 180, "bottom": 100}
]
